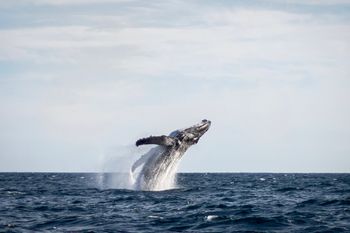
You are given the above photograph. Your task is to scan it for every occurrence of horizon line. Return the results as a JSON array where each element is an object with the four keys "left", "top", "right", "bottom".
[{"left": 1, "top": 171, "right": 349, "bottom": 174}]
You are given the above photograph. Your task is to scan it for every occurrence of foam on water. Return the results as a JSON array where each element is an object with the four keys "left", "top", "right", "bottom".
[{"left": 206, "top": 215, "right": 219, "bottom": 221}]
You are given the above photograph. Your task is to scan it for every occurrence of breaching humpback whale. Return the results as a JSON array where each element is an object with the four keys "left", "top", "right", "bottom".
[{"left": 131, "top": 119, "right": 211, "bottom": 191}]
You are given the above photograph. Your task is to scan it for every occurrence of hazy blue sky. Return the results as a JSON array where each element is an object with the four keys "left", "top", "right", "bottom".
[{"left": 1, "top": 0, "right": 349, "bottom": 172}]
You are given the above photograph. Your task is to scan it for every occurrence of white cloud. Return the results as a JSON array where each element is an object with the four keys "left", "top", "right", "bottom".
[
  {"left": 274, "top": 0, "right": 350, "bottom": 5},
  {"left": 0, "top": 0, "right": 135, "bottom": 7},
  {"left": 1, "top": 8, "right": 348, "bottom": 77},
  {"left": 1, "top": 3, "right": 349, "bottom": 172}
]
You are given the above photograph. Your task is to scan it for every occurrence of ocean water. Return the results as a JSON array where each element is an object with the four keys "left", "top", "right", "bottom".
[{"left": 1, "top": 173, "right": 349, "bottom": 232}]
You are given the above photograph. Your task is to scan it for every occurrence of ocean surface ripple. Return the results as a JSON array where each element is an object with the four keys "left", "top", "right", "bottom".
[{"left": 1, "top": 173, "right": 349, "bottom": 232}]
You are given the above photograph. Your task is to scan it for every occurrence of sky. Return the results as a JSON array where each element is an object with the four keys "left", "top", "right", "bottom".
[{"left": 0, "top": 0, "right": 349, "bottom": 172}]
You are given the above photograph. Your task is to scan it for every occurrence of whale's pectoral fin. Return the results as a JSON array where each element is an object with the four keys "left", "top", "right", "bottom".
[
  {"left": 136, "top": 135, "right": 178, "bottom": 147},
  {"left": 131, "top": 155, "right": 147, "bottom": 172}
]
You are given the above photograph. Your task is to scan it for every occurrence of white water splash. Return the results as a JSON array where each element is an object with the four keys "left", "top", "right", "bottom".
[
  {"left": 132, "top": 150, "right": 183, "bottom": 191},
  {"left": 97, "top": 144, "right": 184, "bottom": 191},
  {"left": 96, "top": 145, "right": 147, "bottom": 190},
  {"left": 206, "top": 215, "right": 219, "bottom": 221}
]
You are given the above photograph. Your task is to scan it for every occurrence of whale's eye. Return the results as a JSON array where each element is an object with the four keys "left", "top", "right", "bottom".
[
  {"left": 185, "top": 133, "right": 194, "bottom": 140},
  {"left": 169, "top": 130, "right": 180, "bottom": 137}
]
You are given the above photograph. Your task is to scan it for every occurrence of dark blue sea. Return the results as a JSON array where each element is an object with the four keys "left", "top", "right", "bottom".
[{"left": 1, "top": 173, "right": 349, "bottom": 232}]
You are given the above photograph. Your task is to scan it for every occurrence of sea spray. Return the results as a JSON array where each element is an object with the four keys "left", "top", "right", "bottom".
[
  {"left": 97, "top": 144, "right": 184, "bottom": 191},
  {"left": 96, "top": 144, "right": 149, "bottom": 189},
  {"left": 132, "top": 147, "right": 186, "bottom": 191},
  {"left": 150, "top": 150, "right": 182, "bottom": 191}
]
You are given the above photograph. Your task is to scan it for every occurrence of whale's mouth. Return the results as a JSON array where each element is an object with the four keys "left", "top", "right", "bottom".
[{"left": 197, "top": 119, "right": 211, "bottom": 132}]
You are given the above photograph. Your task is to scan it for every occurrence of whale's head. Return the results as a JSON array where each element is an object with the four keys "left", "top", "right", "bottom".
[{"left": 169, "top": 119, "right": 211, "bottom": 145}]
